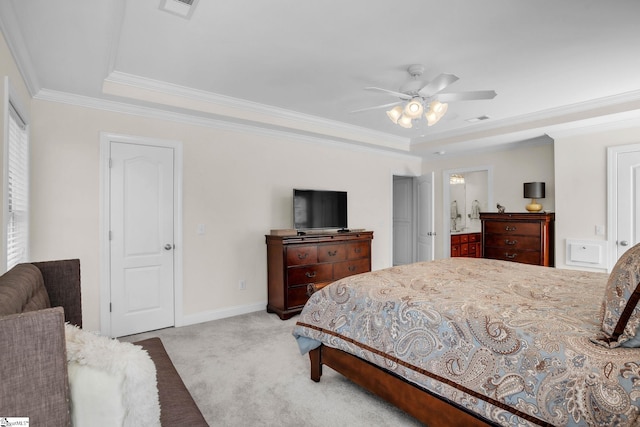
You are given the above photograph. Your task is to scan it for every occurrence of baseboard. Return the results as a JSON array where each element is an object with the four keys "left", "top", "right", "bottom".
[{"left": 176, "top": 301, "right": 267, "bottom": 327}]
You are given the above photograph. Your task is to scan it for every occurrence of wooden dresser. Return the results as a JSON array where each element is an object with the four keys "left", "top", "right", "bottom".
[
  {"left": 480, "top": 212, "right": 554, "bottom": 266},
  {"left": 265, "top": 231, "right": 373, "bottom": 320},
  {"left": 451, "top": 232, "right": 482, "bottom": 258}
]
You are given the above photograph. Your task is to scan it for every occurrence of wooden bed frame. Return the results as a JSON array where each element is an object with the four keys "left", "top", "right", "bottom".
[{"left": 309, "top": 344, "right": 496, "bottom": 427}]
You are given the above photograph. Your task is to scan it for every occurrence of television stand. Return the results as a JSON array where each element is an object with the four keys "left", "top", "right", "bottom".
[{"left": 337, "top": 228, "right": 350, "bottom": 233}]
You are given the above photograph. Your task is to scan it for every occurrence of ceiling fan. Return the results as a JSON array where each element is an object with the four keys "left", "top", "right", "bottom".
[{"left": 353, "top": 64, "right": 497, "bottom": 128}]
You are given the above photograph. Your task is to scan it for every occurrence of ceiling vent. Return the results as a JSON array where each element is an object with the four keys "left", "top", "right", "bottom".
[
  {"left": 466, "top": 115, "right": 490, "bottom": 123},
  {"left": 159, "top": 0, "right": 199, "bottom": 19}
]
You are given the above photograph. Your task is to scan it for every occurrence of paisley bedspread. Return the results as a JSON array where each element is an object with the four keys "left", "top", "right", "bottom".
[{"left": 292, "top": 258, "right": 640, "bottom": 426}]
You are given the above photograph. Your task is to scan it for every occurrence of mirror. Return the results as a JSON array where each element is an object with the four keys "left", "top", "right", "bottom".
[{"left": 443, "top": 166, "right": 493, "bottom": 257}]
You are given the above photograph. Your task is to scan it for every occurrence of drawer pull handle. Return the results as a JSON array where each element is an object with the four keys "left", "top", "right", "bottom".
[
  {"left": 348, "top": 266, "right": 356, "bottom": 272},
  {"left": 354, "top": 248, "right": 362, "bottom": 253},
  {"left": 505, "top": 239, "right": 518, "bottom": 245},
  {"left": 328, "top": 250, "right": 338, "bottom": 256},
  {"left": 306, "top": 283, "right": 317, "bottom": 297},
  {"left": 305, "top": 271, "right": 317, "bottom": 278},
  {"left": 505, "top": 226, "right": 517, "bottom": 231},
  {"left": 297, "top": 253, "right": 309, "bottom": 260},
  {"left": 505, "top": 253, "right": 517, "bottom": 259}
]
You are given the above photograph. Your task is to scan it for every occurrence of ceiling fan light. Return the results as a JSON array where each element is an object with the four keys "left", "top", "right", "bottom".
[
  {"left": 425, "top": 101, "right": 448, "bottom": 126},
  {"left": 436, "top": 102, "right": 448, "bottom": 119},
  {"left": 386, "top": 106, "right": 403, "bottom": 124},
  {"left": 403, "top": 99, "right": 424, "bottom": 119},
  {"left": 430, "top": 100, "right": 446, "bottom": 114},
  {"left": 425, "top": 110, "right": 439, "bottom": 126},
  {"left": 398, "top": 114, "right": 413, "bottom": 128}
]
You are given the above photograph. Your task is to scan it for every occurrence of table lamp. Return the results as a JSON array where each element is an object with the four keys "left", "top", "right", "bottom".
[{"left": 524, "top": 182, "right": 545, "bottom": 212}]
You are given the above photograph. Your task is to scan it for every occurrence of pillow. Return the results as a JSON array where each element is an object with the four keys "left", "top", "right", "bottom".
[
  {"left": 0, "top": 264, "right": 50, "bottom": 316},
  {"left": 594, "top": 243, "right": 640, "bottom": 348},
  {"left": 68, "top": 363, "right": 126, "bottom": 426},
  {"left": 65, "top": 324, "right": 161, "bottom": 427}
]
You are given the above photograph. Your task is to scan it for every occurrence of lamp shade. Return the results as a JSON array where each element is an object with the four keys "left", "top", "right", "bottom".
[
  {"left": 397, "top": 114, "right": 413, "bottom": 128},
  {"left": 403, "top": 99, "right": 424, "bottom": 118},
  {"left": 523, "top": 182, "right": 545, "bottom": 199},
  {"left": 386, "top": 106, "right": 403, "bottom": 124}
]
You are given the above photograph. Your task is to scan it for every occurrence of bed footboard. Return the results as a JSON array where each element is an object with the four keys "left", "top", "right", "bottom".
[{"left": 309, "top": 345, "right": 494, "bottom": 427}]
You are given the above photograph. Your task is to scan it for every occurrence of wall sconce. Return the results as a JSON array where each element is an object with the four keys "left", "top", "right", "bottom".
[{"left": 523, "top": 182, "right": 545, "bottom": 212}]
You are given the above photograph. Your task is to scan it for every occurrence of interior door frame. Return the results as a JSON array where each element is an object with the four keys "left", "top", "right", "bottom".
[
  {"left": 391, "top": 172, "right": 435, "bottom": 265},
  {"left": 416, "top": 172, "right": 435, "bottom": 263},
  {"left": 442, "top": 166, "right": 494, "bottom": 257},
  {"left": 392, "top": 175, "right": 417, "bottom": 266},
  {"left": 607, "top": 142, "right": 640, "bottom": 271},
  {"left": 99, "top": 133, "right": 184, "bottom": 337}
]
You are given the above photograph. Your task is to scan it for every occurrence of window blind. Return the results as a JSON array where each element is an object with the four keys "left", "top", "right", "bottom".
[{"left": 7, "top": 102, "right": 29, "bottom": 270}]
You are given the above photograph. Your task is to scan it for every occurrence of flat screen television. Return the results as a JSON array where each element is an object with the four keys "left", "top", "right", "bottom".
[{"left": 293, "top": 189, "right": 347, "bottom": 231}]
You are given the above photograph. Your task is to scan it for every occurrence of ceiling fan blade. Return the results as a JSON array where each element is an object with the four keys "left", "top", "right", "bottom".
[
  {"left": 436, "top": 90, "right": 497, "bottom": 102},
  {"left": 350, "top": 101, "right": 402, "bottom": 113},
  {"left": 364, "top": 86, "right": 413, "bottom": 100},
  {"left": 418, "top": 74, "right": 459, "bottom": 97}
]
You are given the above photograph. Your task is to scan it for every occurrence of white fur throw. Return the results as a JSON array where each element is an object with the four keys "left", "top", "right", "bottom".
[{"left": 65, "top": 324, "right": 161, "bottom": 427}]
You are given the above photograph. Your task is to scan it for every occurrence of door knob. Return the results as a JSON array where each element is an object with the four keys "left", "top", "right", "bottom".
[
  {"left": 164, "top": 244, "right": 173, "bottom": 250},
  {"left": 620, "top": 240, "right": 629, "bottom": 246}
]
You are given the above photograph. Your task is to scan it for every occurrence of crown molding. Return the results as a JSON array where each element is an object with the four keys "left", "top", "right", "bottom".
[
  {"left": 33, "top": 88, "right": 421, "bottom": 161},
  {"left": 411, "top": 89, "right": 640, "bottom": 150},
  {"left": 103, "top": 71, "right": 410, "bottom": 152},
  {"left": 545, "top": 109, "right": 640, "bottom": 139}
]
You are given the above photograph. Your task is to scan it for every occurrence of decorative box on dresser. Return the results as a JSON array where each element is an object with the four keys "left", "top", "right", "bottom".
[
  {"left": 266, "top": 231, "right": 373, "bottom": 320},
  {"left": 480, "top": 212, "right": 555, "bottom": 267}
]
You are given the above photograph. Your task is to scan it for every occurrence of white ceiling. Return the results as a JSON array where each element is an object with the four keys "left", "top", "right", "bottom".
[{"left": 2, "top": 0, "right": 640, "bottom": 158}]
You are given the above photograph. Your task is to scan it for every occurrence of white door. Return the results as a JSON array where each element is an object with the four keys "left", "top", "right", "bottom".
[
  {"left": 615, "top": 149, "right": 640, "bottom": 260},
  {"left": 416, "top": 173, "right": 435, "bottom": 262},
  {"left": 110, "top": 142, "right": 175, "bottom": 337},
  {"left": 393, "top": 176, "right": 414, "bottom": 265}
]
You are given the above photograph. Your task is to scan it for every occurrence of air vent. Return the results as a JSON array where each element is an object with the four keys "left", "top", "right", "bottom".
[
  {"left": 159, "top": 0, "right": 199, "bottom": 19},
  {"left": 466, "top": 115, "right": 491, "bottom": 123}
]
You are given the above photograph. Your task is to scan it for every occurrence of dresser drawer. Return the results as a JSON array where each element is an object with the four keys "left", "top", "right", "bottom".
[
  {"left": 347, "top": 241, "right": 370, "bottom": 259},
  {"left": 334, "top": 258, "right": 370, "bottom": 278},
  {"left": 484, "top": 248, "right": 542, "bottom": 265},
  {"left": 484, "top": 234, "right": 541, "bottom": 249},
  {"left": 306, "top": 281, "right": 333, "bottom": 296},
  {"left": 460, "top": 244, "right": 469, "bottom": 256},
  {"left": 468, "top": 243, "right": 477, "bottom": 255},
  {"left": 318, "top": 243, "right": 347, "bottom": 262},
  {"left": 484, "top": 221, "right": 540, "bottom": 236},
  {"left": 286, "top": 245, "right": 318, "bottom": 266},
  {"left": 287, "top": 263, "right": 333, "bottom": 285},
  {"left": 287, "top": 285, "right": 310, "bottom": 308}
]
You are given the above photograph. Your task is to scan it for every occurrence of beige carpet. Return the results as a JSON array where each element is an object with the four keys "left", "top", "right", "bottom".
[{"left": 122, "top": 310, "right": 423, "bottom": 426}]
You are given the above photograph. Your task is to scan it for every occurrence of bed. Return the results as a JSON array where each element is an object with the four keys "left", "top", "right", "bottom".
[{"left": 292, "top": 249, "right": 640, "bottom": 427}]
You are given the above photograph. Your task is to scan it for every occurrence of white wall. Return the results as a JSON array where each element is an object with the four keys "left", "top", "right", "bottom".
[
  {"left": 552, "top": 119, "right": 640, "bottom": 271},
  {"left": 28, "top": 99, "right": 421, "bottom": 331},
  {"left": 425, "top": 142, "right": 555, "bottom": 259}
]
